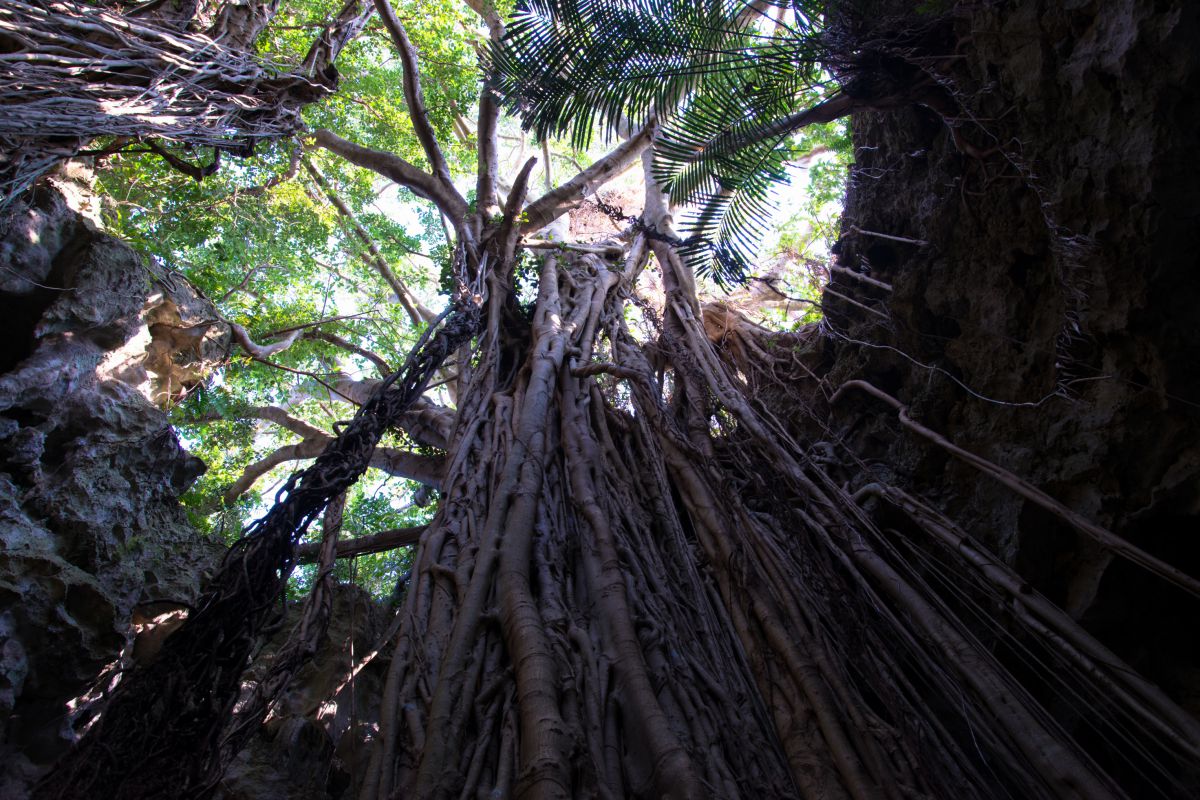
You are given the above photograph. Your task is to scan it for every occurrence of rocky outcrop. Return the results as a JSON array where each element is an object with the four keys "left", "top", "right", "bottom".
[
  {"left": 0, "top": 166, "right": 226, "bottom": 794},
  {"left": 816, "top": 0, "right": 1200, "bottom": 751},
  {"left": 216, "top": 584, "right": 391, "bottom": 800}
]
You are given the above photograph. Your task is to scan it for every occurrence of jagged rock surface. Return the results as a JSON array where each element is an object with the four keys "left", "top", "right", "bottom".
[
  {"left": 217, "top": 584, "right": 390, "bottom": 800},
  {"left": 0, "top": 169, "right": 226, "bottom": 795}
]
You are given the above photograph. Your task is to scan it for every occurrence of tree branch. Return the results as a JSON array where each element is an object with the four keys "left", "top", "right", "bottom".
[
  {"left": 296, "top": 524, "right": 427, "bottom": 563},
  {"left": 223, "top": 440, "right": 325, "bottom": 505},
  {"left": 465, "top": 0, "right": 502, "bottom": 215},
  {"left": 228, "top": 320, "right": 304, "bottom": 358},
  {"left": 370, "top": 448, "right": 445, "bottom": 483},
  {"left": 222, "top": 433, "right": 444, "bottom": 505},
  {"left": 300, "top": 0, "right": 374, "bottom": 79},
  {"left": 475, "top": 88, "right": 501, "bottom": 214},
  {"left": 314, "top": 129, "right": 469, "bottom": 220},
  {"left": 463, "top": 0, "right": 503, "bottom": 39},
  {"left": 500, "top": 156, "right": 539, "bottom": 262},
  {"left": 218, "top": 263, "right": 270, "bottom": 302},
  {"left": 329, "top": 377, "right": 453, "bottom": 448},
  {"left": 302, "top": 155, "right": 433, "bottom": 325},
  {"left": 520, "top": 121, "right": 655, "bottom": 235},
  {"left": 304, "top": 330, "right": 392, "bottom": 376},
  {"left": 145, "top": 140, "right": 221, "bottom": 182},
  {"left": 238, "top": 405, "right": 329, "bottom": 440},
  {"left": 371, "top": 0, "right": 459, "bottom": 198}
]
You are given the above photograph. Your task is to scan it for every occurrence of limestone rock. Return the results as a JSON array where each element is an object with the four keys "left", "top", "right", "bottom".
[
  {"left": 0, "top": 168, "right": 225, "bottom": 794},
  {"left": 820, "top": 0, "right": 1200, "bottom": 724}
]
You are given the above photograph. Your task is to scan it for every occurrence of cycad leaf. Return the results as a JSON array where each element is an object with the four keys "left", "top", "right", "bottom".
[{"left": 493, "top": 0, "right": 838, "bottom": 283}]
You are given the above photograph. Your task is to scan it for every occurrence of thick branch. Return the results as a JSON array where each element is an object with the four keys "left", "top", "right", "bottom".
[
  {"left": 397, "top": 396, "right": 454, "bottom": 449},
  {"left": 520, "top": 120, "right": 654, "bottom": 234},
  {"left": 223, "top": 436, "right": 444, "bottom": 505},
  {"left": 314, "top": 129, "right": 469, "bottom": 220},
  {"left": 475, "top": 88, "right": 501, "bottom": 214},
  {"left": 296, "top": 524, "right": 427, "bottom": 563},
  {"left": 223, "top": 440, "right": 325, "bottom": 505},
  {"left": 499, "top": 156, "right": 539, "bottom": 262},
  {"left": 320, "top": 390, "right": 455, "bottom": 449},
  {"left": 228, "top": 320, "right": 304, "bottom": 358},
  {"left": 372, "top": 0, "right": 458, "bottom": 197},
  {"left": 238, "top": 405, "right": 328, "bottom": 440},
  {"left": 370, "top": 448, "right": 444, "bottom": 484}
]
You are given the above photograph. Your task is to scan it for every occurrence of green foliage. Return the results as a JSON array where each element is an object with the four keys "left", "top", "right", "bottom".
[
  {"left": 777, "top": 118, "right": 852, "bottom": 257},
  {"left": 87, "top": 0, "right": 487, "bottom": 552},
  {"left": 99, "top": 133, "right": 439, "bottom": 537},
  {"left": 493, "top": 0, "right": 843, "bottom": 284},
  {"left": 289, "top": 476, "right": 432, "bottom": 599},
  {"left": 304, "top": 0, "right": 479, "bottom": 172},
  {"left": 84, "top": 0, "right": 852, "bottom": 600},
  {"left": 495, "top": 0, "right": 825, "bottom": 146}
]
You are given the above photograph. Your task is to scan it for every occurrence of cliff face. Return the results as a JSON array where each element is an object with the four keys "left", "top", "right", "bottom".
[
  {"left": 0, "top": 168, "right": 226, "bottom": 792},
  {"left": 824, "top": 0, "right": 1199, "bottom": 734}
]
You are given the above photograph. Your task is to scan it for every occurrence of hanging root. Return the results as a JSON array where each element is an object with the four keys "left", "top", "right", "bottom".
[{"left": 34, "top": 297, "right": 480, "bottom": 800}]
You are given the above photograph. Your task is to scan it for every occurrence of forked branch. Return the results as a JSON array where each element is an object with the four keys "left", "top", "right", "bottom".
[
  {"left": 314, "top": 129, "right": 469, "bottom": 221},
  {"left": 520, "top": 120, "right": 655, "bottom": 234}
]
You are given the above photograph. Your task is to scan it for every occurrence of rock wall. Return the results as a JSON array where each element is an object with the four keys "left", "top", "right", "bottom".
[
  {"left": 820, "top": 0, "right": 1199, "bottom": 743},
  {"left": 0, "top": 167, "right": 227, "bottom": 794},
  {"left": 216, "top": 583, "right": 391, "bottom": 800}
]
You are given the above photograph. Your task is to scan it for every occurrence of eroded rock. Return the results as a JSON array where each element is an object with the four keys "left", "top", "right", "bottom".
[
  {"left": 0, "top": 167, "right": 225, "bottom": 794},
  {"left": 817, "top": 0, "right": 1200, "bottom": 729}
]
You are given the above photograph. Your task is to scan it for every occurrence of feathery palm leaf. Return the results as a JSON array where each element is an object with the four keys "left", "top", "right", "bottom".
[{"left": 493, "top": 0, "right": 845, "bottom": 284}]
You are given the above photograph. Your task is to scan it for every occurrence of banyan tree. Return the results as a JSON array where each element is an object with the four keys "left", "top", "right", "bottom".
[{"left": 10, "top": 0, "right": 1200, "bottom": 798}]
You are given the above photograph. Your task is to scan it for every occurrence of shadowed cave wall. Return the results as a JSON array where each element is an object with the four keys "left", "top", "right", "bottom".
[{"left": 820, "top": 0, "right": 1200, "bottom": 723}]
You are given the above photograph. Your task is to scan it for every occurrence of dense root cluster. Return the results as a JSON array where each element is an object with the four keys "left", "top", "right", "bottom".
[
  {"left": 39, "top": 222, "right": 1200, "bottom": 799},
  {"left": 28, "top": 0, "right": 1200, "bottom": 792},
  {"left": 339, "top": 240, "right": 1199, "bottom": 799},
  {"left": 0, "top": 0, "right": 371, "bottom": 201}
]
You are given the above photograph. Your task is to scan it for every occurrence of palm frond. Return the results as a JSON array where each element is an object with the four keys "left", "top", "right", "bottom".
[
  {"left": 494, "top": 0, "right": 822, "bottom": 145},
  {"left": 652, "top": 41, "right": 837, "bottom": 283},
  {"left": 493, "top": 0, "right": 843, "bottom": 283}
]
